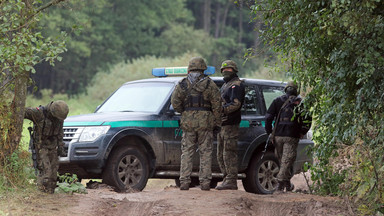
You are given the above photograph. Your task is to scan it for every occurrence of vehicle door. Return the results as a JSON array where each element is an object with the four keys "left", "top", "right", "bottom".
[
  {"left": 159, "top": 99, "right": 183, "bottom": 169},
  {"left": 236, "top": 83, "right": 266, "bottom": 168}
]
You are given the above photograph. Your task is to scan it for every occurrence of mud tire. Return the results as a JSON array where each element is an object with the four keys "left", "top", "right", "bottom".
[
  {"left": 103, "top": 146, "right": 149, "bottom": 191},
  {"left": 242, "top": 152, "right": 279, "bottom": 194}
]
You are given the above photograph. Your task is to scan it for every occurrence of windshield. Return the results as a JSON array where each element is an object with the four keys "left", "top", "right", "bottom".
[{"left": 96, "top": 82, "right": 174, "bottom": 113}]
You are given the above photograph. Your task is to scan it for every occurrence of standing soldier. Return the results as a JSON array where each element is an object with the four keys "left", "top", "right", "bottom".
[
  {"left": 215, "top": 60, "right": 245, "bottom": 190},
  {"left": 171, "top": 57, "right": 221, "bottom": 191},
  {"left": 265, "top": 81, "right": 311, "bottom": 193},
  {"left": 25, "top": 100, "right": 69, "bottom": 193}
]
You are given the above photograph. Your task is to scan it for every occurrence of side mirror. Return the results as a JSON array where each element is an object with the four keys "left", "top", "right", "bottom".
[
  {"left": 165, "top": 109, "right": 175, "bottom": 116},
  {"left": 166, "top": 105, "right": 180, "bottom": 116}
]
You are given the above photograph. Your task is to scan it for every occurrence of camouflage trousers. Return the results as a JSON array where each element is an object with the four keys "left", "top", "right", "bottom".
[
  {"left": 180, "top": 130, "right": 213, "bottom": 185},
  {"left": 217, "top": 124, "right": 239, "bottom": 181},
  {"left": 274, "top": 136, "right": 299, "bottom": 182},
  {"left": 36, "top": 147, "right": 58, "bottom": 193}
]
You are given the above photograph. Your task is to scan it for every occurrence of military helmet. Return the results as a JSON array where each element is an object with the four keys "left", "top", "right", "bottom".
[
  {"left": 188, "top": 57, "right": 207, "bottom": 71},
  {"left": 49, "top": 100, "right": 69, "bottom": 120},
  {"left": 220, "top": 60, "right": 238, "bottom": 72},
  {"left": 284, "top": 81, "right": 298, "bottom": 93}
]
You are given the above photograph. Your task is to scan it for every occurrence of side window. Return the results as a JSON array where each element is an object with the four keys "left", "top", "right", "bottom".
[
  {"left": 241, "top": 86, "right": 262, "bottom": 115},
  {"left": 262, "top": 86, "right": 284, "bottom": 110}
]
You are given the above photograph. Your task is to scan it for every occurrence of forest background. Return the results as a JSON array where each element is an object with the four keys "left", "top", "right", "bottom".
[{"left": 33, "top": 0, "right": 277, "bottom": 96}]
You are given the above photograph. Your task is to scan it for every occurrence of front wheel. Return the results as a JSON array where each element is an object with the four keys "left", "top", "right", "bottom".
[
  {"left": 242, "top": 152, "right": 279, "bottom": 194},
  {"left": 103, "top": 146, "right": 149, "bottom": 191}
]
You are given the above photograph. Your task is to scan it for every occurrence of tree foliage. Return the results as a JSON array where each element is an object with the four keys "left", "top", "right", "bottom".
[
  {"left": 32, "top": 0, "right": 272, "bottom": 95},
  {"left": 252, "top": 0, "right": 384, "bottom": 214},
  {"left": 0, "top": 0, "right": 66, "bottom": 187},
  {"left": 34, "top": 0, "right": 197, "bottom": 94}
]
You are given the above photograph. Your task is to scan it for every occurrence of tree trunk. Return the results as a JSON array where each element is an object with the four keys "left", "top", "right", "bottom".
[
  {"left": 3, "top": 72, "right": 29, "bottom": 160},
  {"left": 219, "top": 0, "right": 231, "bottom": 38},
  {"left": 214, "top": 3, "right": 221, "bottom": 38},
  {"left": 203, "top": 0, "right": 211, "bottom": 33},
  {"left": 238, "top": 1, "right": 243, "bottom": 44}
]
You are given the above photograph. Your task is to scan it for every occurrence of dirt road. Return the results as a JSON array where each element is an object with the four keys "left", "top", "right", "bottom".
[{"left": 2, "top": 173, "right": 354, "bottom": 216}]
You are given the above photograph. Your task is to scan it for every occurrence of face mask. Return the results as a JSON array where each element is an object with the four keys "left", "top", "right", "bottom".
[
  {"left": 221, "top": 71, "right": 236, "bottom": 81},
  {"left": 187, "top": 71, "right": 202, "bottom": 83}
]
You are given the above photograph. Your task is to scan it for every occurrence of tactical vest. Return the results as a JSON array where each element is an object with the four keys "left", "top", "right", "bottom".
[
  {"left": 39, "top": 106, "right": 62, "bottom": 138},
  {"left": 180, "top": 78, "right": 212, "bottom": 111}
]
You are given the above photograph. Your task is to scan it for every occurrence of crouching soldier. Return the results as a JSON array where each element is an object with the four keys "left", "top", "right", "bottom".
[{"left": 25, "top": 100, "right": 69, "bottom": 193}]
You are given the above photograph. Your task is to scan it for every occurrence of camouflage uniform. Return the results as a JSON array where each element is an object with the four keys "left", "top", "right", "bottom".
[
  {"left": 216, "top": 60, "right": 245, "bottom": 190},
  {"left": 265, "top": 81, "right": 311, "bottom": 192},
  {"left": 25, "top": 100, "right": 69, "bottom": 193},
  {"left": 171, "top": 57, "right": 221, "bottom": 190},
  {"left": 274, "top": 136, "right": 299, "bottom": 182}
]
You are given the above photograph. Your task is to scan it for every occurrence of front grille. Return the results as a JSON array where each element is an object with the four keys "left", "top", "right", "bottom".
[
  {"left": 63, "top": 127, "right": 84, "bottom": 143},
  {"left": 62, "top": 127, "right": 85, "bottom": 157}
]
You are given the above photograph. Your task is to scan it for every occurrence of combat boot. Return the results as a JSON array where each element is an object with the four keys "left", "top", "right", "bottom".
[
  {"left": 273, "top": 181, "right": 285, "bottom": 194},
  {"left": 180, "top": 183, "right": 189, "bottom": 190},
  {"left": 215, "top": 179, "right": 238, "bottom": 190},
  {"left": 200, "top": 182, "right": 210, "bottom": 191}
]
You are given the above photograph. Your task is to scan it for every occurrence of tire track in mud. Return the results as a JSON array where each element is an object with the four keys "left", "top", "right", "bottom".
[
  {"left": 229, "top": 196, "right": 352, "bottom": 216},
  {"left": 65, "top": 178, "right": 352, "bottom": 216},
  {"left": 74, "top": 186, "right": 352, "bottom": 216}
]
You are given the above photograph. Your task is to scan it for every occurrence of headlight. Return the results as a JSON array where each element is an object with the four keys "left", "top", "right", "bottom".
[{"left": 79, "top": 126, "right": 110, "bottom": 142}]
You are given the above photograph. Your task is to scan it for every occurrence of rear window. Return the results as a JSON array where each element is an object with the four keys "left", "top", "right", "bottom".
[{"left": 262, "top": 87, "right": 284, "bottom": 109}]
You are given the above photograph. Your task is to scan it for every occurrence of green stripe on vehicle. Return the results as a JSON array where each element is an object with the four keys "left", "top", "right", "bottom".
[
  {"left": 103, "top": 121, "right": 163, "bottom": 128},
  {"left": 163, "top": 120, "right": 179, "bottom": 127},
  {"left": 240, "top": 120, "right": 250, "bottom": 128},
  {"left": 64, "top": 120, "right": 262, "bottom": 129},
  {"left": 64, "top": 122, "right": 104, "bottom": 127},
  {"left": 239, "top": 120, "right": 266, "bottom": 128},
  {"left": 65, "top": 120, "right": 180, "bottom": 128}
]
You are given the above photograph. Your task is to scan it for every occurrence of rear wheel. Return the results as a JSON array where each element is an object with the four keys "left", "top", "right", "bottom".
[
  {"left": 103, "top": 146, "right": 149, "bottom": 191},
  {"left": 242, "top": 152, "right": 279, "bottom": 194}
]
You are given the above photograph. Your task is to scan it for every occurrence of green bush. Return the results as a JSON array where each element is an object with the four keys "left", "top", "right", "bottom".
[
  {"left": 56, "top": 173, "right": 87, "bottom": 194},
  {"left": 0, "top": 149, "right": 35, "bottom": 192},
  {"left": 253, "top": 0, "right": 384, "bottom": 214}
]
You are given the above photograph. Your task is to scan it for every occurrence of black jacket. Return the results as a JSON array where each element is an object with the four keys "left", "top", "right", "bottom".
[
  {"left": 265, "top": 94, "right": 311, "bottom": 138},
  {"left": 220, "top": 76, "right": 245, "bottom": 126}
]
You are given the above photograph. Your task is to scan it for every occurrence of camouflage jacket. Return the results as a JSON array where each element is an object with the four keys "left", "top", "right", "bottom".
[
  {"left": 220, "top": 76, "right": 245, "bottom": 126},
  {"left": 171, "top": 76, "right": 221, "bottom": 131},
  {"left": 24, "top": 105, "right": 64, "bottom": 150}
]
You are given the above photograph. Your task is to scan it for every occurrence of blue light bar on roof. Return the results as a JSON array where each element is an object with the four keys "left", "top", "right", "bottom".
[{"left": 152, "top": 66, "right": 215, "bottom": 77}]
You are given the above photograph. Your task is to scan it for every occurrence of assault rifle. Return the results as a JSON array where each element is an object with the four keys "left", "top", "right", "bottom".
[{"left": 28, "top": 127, "right": 39, "bottom": 174}]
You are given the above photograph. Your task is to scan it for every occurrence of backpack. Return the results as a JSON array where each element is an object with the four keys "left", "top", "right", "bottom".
[{"left": 279, "top": 95, "right": 301, "bottom": 125}]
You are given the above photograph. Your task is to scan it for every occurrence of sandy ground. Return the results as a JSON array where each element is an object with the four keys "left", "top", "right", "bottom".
[{"left": 1, "top": 173, "right": 355, "bottom": 216}]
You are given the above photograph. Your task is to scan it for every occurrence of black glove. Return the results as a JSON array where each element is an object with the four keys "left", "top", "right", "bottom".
[{"left": 213, "top": 126, "right": 221, "bottom": 136}]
